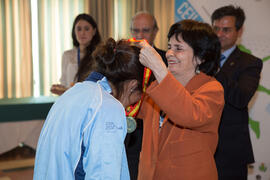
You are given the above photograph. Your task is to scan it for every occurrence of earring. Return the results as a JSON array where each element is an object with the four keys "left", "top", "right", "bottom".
[{"left": 195, "top": 68, "right": 200, "bottom": 74}]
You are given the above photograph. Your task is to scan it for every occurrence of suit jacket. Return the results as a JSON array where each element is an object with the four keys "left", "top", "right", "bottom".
[
  {"left": 138, "top": 72, "right": 224, "bottom": 180},
  {"left": 214, "top": 47, "right": 263, "bottom": 168}
]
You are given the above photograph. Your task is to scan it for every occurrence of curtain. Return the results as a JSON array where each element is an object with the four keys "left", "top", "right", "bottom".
[
  {"left": 153, "top": 0, "right": 175, "bottom": 50},
  {"left": 0, "top": 0, "right": 32, "bottom": 98},
  {"left": 113, "top": 0, "right": 152, "bottom": 40},
  {"left": 37, "top": 0, "right": 88, "bottom": 96},
  {"left": 88, "top": 0, "right": 115, "bottom": 41},
  {"left": 111, "top": 0, "right": 174, "bottom": 49},
  {"left": 0, "top": 0, "right": 175, "bottom": 98}
]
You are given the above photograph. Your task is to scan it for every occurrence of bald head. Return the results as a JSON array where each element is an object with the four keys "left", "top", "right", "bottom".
[{"left": 130, "top": 12, "right": 158, "bottom": 45}]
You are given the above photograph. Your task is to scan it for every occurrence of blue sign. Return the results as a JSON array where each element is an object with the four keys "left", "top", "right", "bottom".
[{"left": 175, "top": 0, "right": 203, "bottom": 22}]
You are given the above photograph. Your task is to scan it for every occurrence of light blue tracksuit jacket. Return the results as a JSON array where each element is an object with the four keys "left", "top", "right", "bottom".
[{"left": 34, "top": 74, "right": 130, "bottom": 180}]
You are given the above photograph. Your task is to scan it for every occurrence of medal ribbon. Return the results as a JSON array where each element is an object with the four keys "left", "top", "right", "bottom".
[
  {"left": 125, "top": 67, "right": 152, "bottom": 117},
  {"left": 125, "top": 38, "right": 151, "bottom": 118}
]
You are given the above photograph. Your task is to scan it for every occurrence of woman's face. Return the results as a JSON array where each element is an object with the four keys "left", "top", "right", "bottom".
[
  {"left": 120, "top": 80, "right": 142, "bottom": 108},
  {"left": 75, "top": 20, "right": 96, "bottom": 47},
  {"left": 166, "top": 34, "right": 199, "bottom": 80}
]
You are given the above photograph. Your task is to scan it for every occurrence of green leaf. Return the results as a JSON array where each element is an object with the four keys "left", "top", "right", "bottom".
[
  {"left": 249, "top": 118, "right": 260, "bottom": 139},
  {"left": 257, "top": 85, "right": 270, "bottom": 95},
  {"left": 262, "top": 55, "right": 270, "bottom": 62},
  {"left": 238, "top": 44, "right": 252, "bottom": 54},
  {"left": 259, "top": 163, "right": 267, "bottom": 172}
]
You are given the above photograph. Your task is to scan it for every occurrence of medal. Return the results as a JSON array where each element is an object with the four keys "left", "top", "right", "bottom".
[
  {"left": 126, "top": 116, "right": 137, "bottom": 133},
  {"left": 125, "top": 66, "right": 152, "bottom": 133}
]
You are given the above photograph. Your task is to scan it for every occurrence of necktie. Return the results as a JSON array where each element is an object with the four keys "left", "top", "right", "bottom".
[{"left": 220, "top": 54, "right": 226, "bottom": 67}]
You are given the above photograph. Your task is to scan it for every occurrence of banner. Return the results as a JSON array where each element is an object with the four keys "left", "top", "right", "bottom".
[
  {"left": 175, "top": 0, "right": 270, "bottom": 179},
  {"left": 174, "top": 0, "right": 203, "bottom": 22}
]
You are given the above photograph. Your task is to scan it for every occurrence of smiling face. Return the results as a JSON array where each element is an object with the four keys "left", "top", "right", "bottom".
[
  {"left": 166, "top": 34, "right": 200, "bottom": 84},
  {"left": 213, "top": 16, "right": 242, "bottom": 52},
  {"left": 75, "top": 20, "right": 96, "bottom": 47}
]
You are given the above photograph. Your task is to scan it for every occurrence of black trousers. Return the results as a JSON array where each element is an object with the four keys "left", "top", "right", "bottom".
[
  {"left": 125, "top": 119, "right": 143, "bottom": 180},
  {"left": 216, "top": 163, "right": 248, "bottom": 180}
]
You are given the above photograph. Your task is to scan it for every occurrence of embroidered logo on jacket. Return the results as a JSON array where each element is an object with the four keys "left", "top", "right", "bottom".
[{"left": 105, "top": 122, "right": 123, "bottom": 132}]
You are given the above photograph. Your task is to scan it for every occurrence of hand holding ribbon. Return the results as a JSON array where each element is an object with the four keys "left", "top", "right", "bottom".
[
  {"left": 139, "top": 40, "right": 168, "bottom": 83},
  {"left": 125, "top": 38, "right": 152, "bottom": 133}
]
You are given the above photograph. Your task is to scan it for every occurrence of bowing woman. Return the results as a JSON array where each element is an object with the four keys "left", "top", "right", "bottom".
[
  {"left": 34, "top": 38, "right": 144, "bottom": 180},
  {"left": 138, "top": 20, "right": 225, "bottom": 180}
]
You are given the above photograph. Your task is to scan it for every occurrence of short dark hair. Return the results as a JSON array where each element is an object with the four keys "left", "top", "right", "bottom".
[
  {"left": 168, "top": 20, "right": 221, "bottom": 76},
  {"left": 71, "top": 13, "right": 102, "bottom": 82},
  {"left": 92, "top": 38, "right": 144, "bottom": 99},
  {"left": 211, "top": 5, "right": 245, "bottom": 30}
]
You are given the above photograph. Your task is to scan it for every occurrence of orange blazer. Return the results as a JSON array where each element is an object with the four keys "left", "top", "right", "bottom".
[{"left": 138, "top": 72, "right": 224, "bottom": 180}]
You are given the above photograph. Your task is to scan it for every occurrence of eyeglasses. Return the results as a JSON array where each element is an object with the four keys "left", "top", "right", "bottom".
[
  {"left": 131, "top": 28, "right": 154, "bottom": 34},
  {"left": 213, "top": 26, "right": 234, "bottom": 34}
]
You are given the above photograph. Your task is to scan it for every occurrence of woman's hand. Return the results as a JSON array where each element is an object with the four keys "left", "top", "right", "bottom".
[
  {"left": 50, "top": 84, "right": 68, "bottom": 95},
  {"left": 139, "top": 40, "right": 168, "bottom": 83}
]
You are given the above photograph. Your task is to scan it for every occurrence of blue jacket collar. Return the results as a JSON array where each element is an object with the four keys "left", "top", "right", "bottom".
[{"left": 85, "top": 71, "right": 112, "bottom": 94}]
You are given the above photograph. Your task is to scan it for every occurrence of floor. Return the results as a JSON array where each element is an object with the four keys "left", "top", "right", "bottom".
[{"left": 0, "top": 146, "right": 35, "bottom": 180}]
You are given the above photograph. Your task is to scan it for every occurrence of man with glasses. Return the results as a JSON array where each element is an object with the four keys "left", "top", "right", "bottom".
[
  {"left": 211, "top": 5, "right": 263, "bottom": 180},
  {"left": 125, "top": 11, "right": 167, "bottom": 180},
  {"left": 130, "top": 11, "right": 167, "bottom": 66}
]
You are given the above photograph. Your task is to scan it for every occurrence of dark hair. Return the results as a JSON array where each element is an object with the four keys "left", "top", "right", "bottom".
[
  {"left": 71, "top": 13, "right": 102, "bottom": 82},
  {"left": 92, "top": 38, "right": 144, "bottom": 99},
  {"left": 168, "top": 19, "right": 221, "bottom": 76},
  {"left": 211, "top": 5, "right": 245, "bottom": 31}
]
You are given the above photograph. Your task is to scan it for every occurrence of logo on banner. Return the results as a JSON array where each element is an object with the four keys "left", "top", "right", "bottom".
[{"left": 175, "top": 0, "right": 203, "bottom": 22}]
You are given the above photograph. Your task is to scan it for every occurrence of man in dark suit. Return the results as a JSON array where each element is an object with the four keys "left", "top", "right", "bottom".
[
  {"left": 211, "top": 5, "right": 263, "bottom": 180},
  {"left": 125, "top": 11, "right": 167, "bottom": 180}
]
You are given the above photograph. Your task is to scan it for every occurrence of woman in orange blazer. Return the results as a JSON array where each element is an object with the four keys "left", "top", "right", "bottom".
[{"left": 137, "top": 20, "right": 225, "bottom": 180}]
